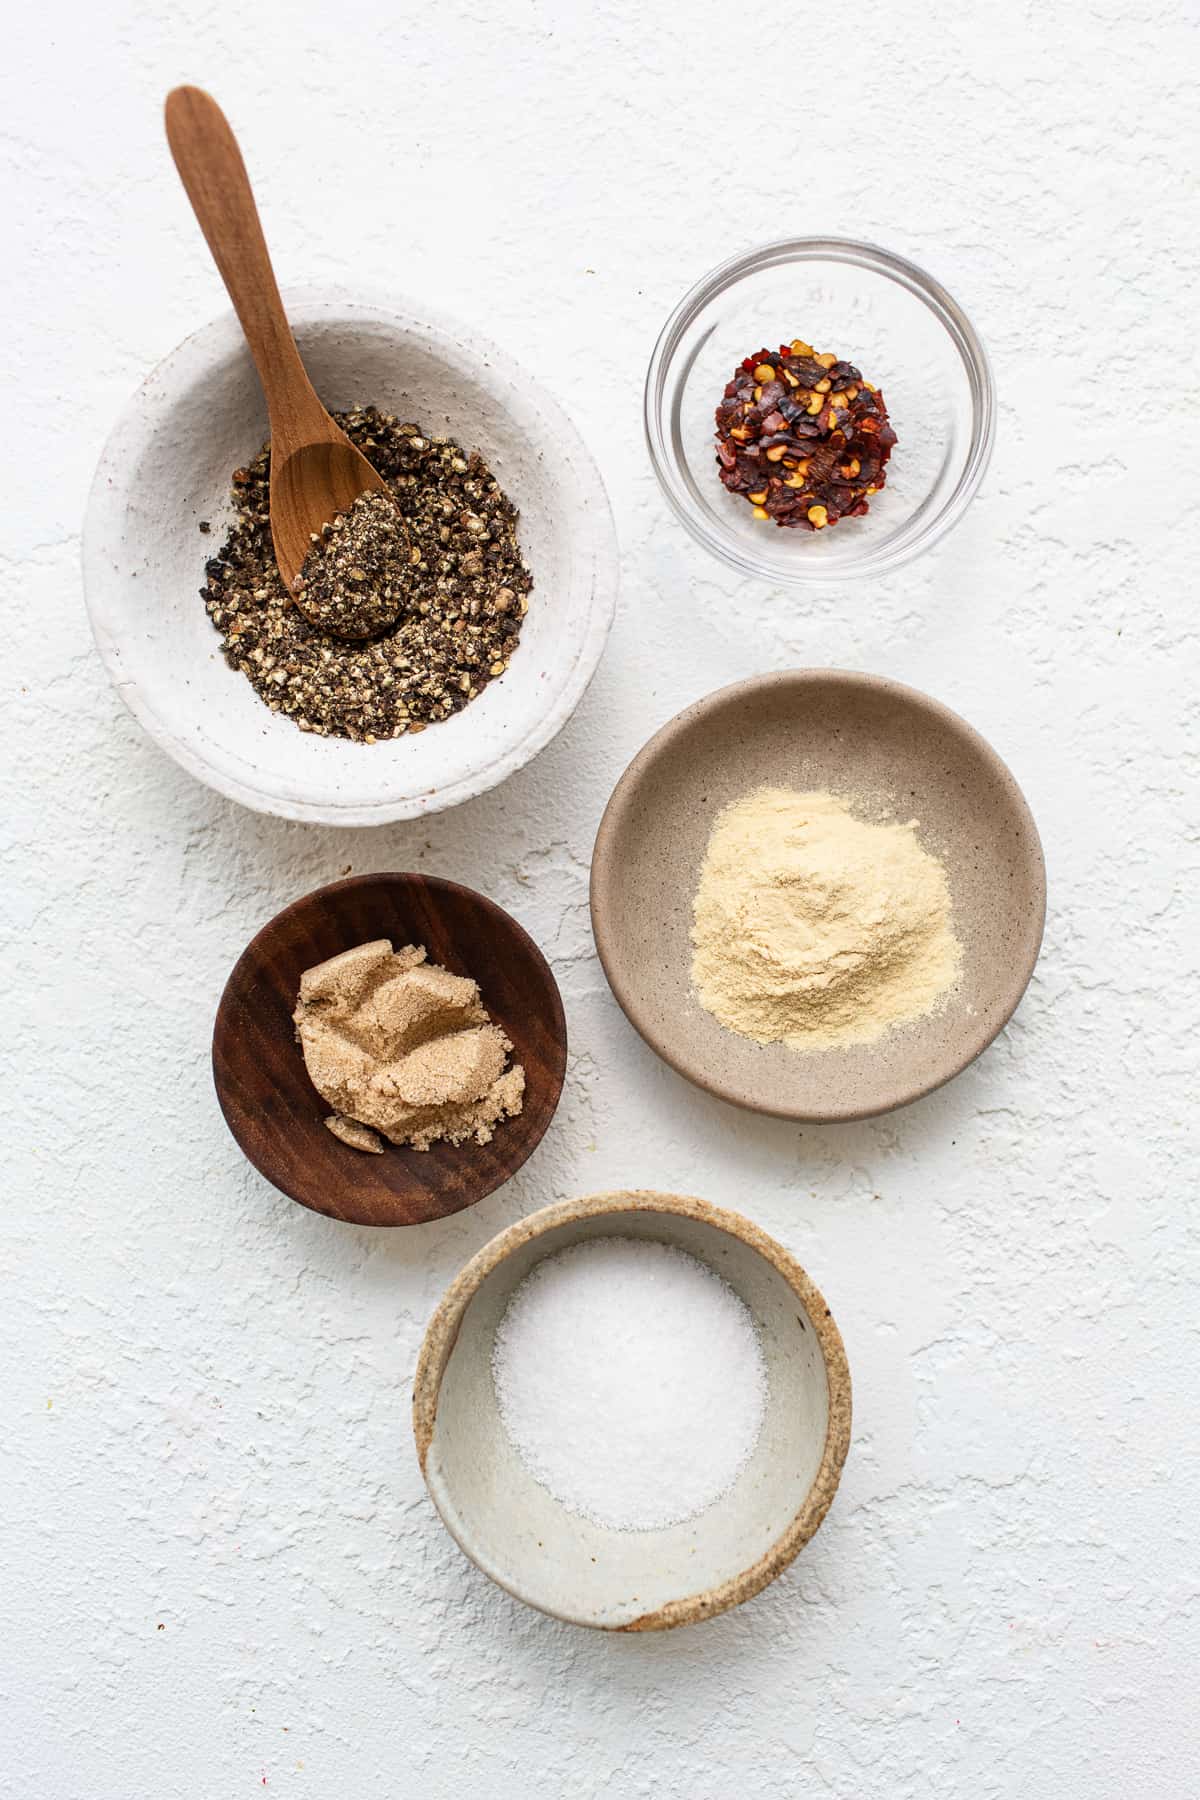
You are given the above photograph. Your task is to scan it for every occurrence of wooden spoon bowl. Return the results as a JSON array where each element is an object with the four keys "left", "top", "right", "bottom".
[{"left": 213, "top": 874, "right": 567, "bottom": 1226}]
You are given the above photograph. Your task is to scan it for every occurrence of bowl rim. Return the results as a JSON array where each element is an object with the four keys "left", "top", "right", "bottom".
[
  {"left": 643, "top": 234, "right": 996, "bottom": 582},
  {"left": 211, "top": 870, "right": 567, "bottom": 1226},
  {"left": 413, "top": 1189, "right": 852, "bottom": 1630},
  {"left": 82, "top": 287, "right": 619, "bottom": 826},
  {"left": 590, "top": 668, "right": 1047, "bottom": 1121}
]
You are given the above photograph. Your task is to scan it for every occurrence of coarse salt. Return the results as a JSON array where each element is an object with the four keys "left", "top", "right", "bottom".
[{"left": 491, "top": 1237, "right": 768, "bottom": 1531}]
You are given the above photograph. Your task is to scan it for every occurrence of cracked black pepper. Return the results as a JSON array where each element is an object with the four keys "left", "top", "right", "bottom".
[
  {"left": 294, "top": 490, "right": 411, "bottom": 638},
  {"left": 201, "top": 408, "right": 533, "bottom": 741}
]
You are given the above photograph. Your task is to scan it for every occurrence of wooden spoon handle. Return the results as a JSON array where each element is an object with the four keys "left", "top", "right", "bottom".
[{"left": 165, "top": 86, "right": 324, "bottom": 438}]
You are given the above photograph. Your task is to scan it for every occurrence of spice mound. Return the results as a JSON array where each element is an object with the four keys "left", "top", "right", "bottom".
[
  {"left": 715, "top": 340, "right": 897, "bottom": 530},
  {"left": 294, "top": 490, "right": 410, "bottom": 638},
  {"left": 691, "top": 787, "right": 961, "bottom": 1052},
  {"left": 294, "top": 939, "right": 525, "bottom": 1152},
  {"left": 203, "top": 408, "right": 532, "bottom": 741},
  {"left": 492, "top": 1237, "right": 767, "bottom": 1531}
]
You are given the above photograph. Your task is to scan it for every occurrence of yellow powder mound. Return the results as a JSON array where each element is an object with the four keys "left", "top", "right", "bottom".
[{"left": 690, "top": 787, "right": 962, "bottom": 1053}]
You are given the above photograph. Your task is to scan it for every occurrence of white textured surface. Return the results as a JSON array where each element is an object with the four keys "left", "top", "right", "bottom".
[{"left": 3, "top": 3, "right": 1197, "bottom": 1794}]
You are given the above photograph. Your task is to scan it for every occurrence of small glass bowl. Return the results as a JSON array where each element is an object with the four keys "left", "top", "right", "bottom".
[{"left": 644, "top": 237, "right": 995, "bottom": 583}]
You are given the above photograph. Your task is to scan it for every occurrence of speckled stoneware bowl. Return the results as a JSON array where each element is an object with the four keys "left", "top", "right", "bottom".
[
  {"left": 413, "top": 1191, "right": 851, "bottom": 1630},
  {"left": 83, "top": 290, "right": 618, "bottom": 825},
  {"left": 591, "top": 670, "right": 1046, "bottom": 1121}
]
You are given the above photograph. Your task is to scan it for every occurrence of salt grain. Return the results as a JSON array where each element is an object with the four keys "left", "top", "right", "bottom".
[{"left": 491, "top": 1237, "right": 768, "bottom": 1531}]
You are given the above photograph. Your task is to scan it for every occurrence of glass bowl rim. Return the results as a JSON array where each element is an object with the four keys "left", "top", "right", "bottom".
[{"left": 643, "top": 235, "right": 996, "bottom": 584}]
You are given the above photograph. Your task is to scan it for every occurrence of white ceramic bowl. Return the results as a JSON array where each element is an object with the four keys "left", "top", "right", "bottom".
[
  {"left": 84, "top": 292, "right": 618, "bottom": 824},
  {"left": 414, "top": 1192, "right": 852, "bottom": 1630}
]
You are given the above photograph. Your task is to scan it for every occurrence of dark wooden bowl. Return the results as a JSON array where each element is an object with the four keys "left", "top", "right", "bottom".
[{"left": 212, "top": 874, "right": 567, "bottom": 1226}]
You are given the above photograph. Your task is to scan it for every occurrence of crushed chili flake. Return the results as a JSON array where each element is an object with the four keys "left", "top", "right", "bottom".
[{"left": 715, "top": 338, "right": 897, "bottom": 530}]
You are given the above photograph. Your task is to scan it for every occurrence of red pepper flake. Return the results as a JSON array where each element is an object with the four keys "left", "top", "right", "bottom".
[{"left": 714, "top": 338, "right": 897, "bottom": 530}]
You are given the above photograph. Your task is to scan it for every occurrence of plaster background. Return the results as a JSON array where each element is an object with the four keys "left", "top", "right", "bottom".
[{"left": 3, "top": 3, "right": 1197, "bottom": 1794}]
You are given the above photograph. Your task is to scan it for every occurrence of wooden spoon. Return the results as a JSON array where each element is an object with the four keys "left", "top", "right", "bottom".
[{"left": 165, "top": 85, "right": 403, "bottom": 638}]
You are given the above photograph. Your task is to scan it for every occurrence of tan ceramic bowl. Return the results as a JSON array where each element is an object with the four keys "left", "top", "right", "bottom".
[
  {"left": 591, "top": 670, "right": 1046, "bottom": 1121},
  {"left": 413, "top": 1191, "right": 851, "bottom": 1630}
]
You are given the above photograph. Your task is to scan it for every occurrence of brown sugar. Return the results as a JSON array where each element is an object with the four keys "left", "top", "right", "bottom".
[{"left": 294, "top": 940, "right": 525, "bottom": 1152}]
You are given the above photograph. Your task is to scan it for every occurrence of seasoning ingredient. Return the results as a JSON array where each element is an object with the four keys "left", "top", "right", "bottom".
[
  {"left": 492, "top": 1237, "right": 767, "bottom": 1531},
  {"left": 295, "top": 940, "right": 525, "bottom": 1151},
  {"left": 691, "top": 788, "right": 962, "bottom": 1051},
  {"left": 203, "top": 408, "right": 532, "bottom": 741},
  {"left": 324, "top": 1114, "right": 385, "bottom": 1154},
  {"left": 715, "top": 340, "right": 896, "bottom": 529},
  {"left": 294, "top": 489, "right": 410, "bottom": 638}
]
